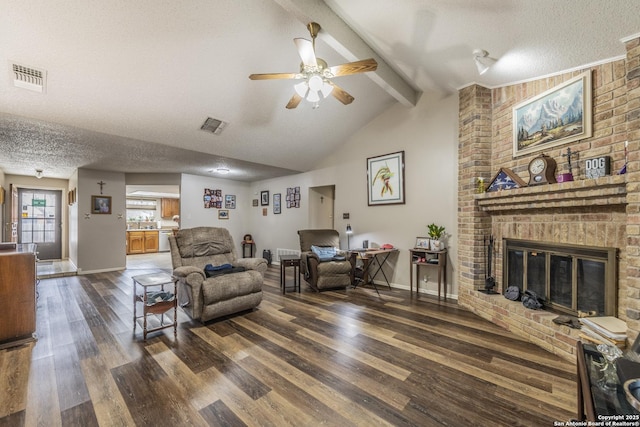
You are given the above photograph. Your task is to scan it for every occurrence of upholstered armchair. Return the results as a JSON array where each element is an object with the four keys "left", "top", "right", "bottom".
[
  {"left": 297, "top": 229, "right": 356, "bottom": 291},
  {"left": 169, "top": 227, "right": 266, "bottom": 323}
]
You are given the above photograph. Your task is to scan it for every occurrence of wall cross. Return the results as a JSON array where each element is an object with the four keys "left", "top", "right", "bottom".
[
  {"left": 97, "top": 180, "right": 106, "bottom": 195},
  {"left": 562, "top": 147, "right": 579, "bottom": 175}
]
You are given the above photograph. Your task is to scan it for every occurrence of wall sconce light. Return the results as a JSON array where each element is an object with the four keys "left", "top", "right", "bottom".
[
  {"left": 346, "top": 223, "right": 353, "bottom": 250},
  {"left": 35, "top": 169, "right": 43, "bottom": 179},
  {"left": 473, "top": 49, "right": 497, "bottom": 75}
]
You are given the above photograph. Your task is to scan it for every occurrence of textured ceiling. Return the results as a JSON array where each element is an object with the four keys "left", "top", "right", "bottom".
[{"left": 1, "top": 0, "right": 639, "bottom": 181}]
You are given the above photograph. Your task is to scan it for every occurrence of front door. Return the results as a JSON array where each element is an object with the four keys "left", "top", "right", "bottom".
[{"left": 18, "top": 188, "right": 62, "bottom": 260}]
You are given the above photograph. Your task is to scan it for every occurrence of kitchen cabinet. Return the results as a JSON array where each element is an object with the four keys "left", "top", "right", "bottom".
[
  {"left": 127, "top": 230, "right": 158, "bottom": 254},
  {"left": 144, "top": 231, "right": 158, "bottom": 253},
  {"left": 0, "top": 244, "right": 37, "bottom": 349},
  {"left": 161, "top": 198, "right": 179, "bottom": 219},
  {"left": 128, "top": 231, "right": 144, "bottom": 254}
]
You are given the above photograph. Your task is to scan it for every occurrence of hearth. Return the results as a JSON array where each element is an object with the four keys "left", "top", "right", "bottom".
[{"left": 503, "top": 239, "right": 617, "bottom": 316}]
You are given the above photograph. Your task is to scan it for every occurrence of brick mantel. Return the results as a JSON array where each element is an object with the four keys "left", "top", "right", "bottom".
[
  {"left": 476, "top": 175, "right": 627, "bottom": 212},
  {"left": 457, "top": 36, "right": 640, "bottom": 362}
]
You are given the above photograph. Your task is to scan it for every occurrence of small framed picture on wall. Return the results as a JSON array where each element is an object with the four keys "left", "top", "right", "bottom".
[{"left": 273, "top": 193, "right": 281, "bottom": 214}]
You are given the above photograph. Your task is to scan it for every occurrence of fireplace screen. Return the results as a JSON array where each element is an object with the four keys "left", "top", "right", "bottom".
[{"left": 504, "top": 239, "right": 616, "bottom": 316}]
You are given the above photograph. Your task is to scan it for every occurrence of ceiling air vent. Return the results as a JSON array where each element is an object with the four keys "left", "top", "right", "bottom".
[
  {"left": 10, "top": 62, "right": 47, "bottom": 93},
  {"left": 200, "top": 117, "right": 228, "bottom": 135}
]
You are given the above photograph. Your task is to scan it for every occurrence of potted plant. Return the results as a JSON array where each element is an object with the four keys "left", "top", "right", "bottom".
[{"left": 427, "top": 223, "right": 446, "bottom": 250}]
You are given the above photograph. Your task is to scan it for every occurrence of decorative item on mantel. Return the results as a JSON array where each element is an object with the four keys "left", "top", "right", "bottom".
[
  {"left": 558, "top": 147, "right": 579, "bottom": 182},
  {"left": 527, "top": 153, "right": 557, "bottom": 185},
  {"left": 427, "top": 223, "right": 446, "bottom": 251},
  {"left": 585, "top": 155, "right": 611, "bottom": 179},
  {"left": 486, "top": 168, "right": 526, "bottom": 192},
  {"left": 619, "top": 140, "right": 628, "bottom": 175}
]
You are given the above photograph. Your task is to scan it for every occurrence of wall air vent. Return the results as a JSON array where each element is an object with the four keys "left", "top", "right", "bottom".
[
  {"left": 10, "top": 62, "right": 47, "bottom": 93},
  {"left": 200, "top": 117, "right": 228, "bottom": 135}
]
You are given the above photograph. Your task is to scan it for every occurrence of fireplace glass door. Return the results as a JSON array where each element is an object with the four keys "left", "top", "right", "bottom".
[{"left": 504, "top": 239, "right": 616, "bottom": 316}]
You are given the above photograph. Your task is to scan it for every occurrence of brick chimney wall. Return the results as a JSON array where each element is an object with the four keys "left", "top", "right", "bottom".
[{"left": 457, "top": 36, "right": 640, "bottom": 362}]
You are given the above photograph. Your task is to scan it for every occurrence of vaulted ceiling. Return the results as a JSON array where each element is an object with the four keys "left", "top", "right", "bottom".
[{"left": 1, "top": 0, "right": 639, "bottom": 181}]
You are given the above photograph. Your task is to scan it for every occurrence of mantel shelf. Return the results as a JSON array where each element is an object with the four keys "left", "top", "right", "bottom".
[{"left": 474, "top": 175, "right": 627, "bottom": 212}]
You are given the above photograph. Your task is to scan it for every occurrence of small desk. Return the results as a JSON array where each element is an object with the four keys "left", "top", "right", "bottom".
[
  {"left": 409, "top": 248, "right": 447, "bottom": 300},
  {"left": 279, "top": 255, "right": 301, "bottom": 294},
  {"left": 353, "top": 249, "right": 398, "bottom": 295},
  {"left": 132, "top": 272, "right": 178, "bottom": 340}
]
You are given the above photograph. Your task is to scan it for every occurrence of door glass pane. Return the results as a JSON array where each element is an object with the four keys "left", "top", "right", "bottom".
[
  {"left": 19, "top": 190, "right": 59, "bottom": 245},
  {"left": 527, "top": 251, "right": 546, "bottom": 298},
  {"left": 577, "top": 259, "right": 606, "bottom": 315},
  {"left": 507, "top": 250, "right": 524, "bottom": 288},
  {"left": 550, "top": 255, "right": 572, "bottom": 309}
]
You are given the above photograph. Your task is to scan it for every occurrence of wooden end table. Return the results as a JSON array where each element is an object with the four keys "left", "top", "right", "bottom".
[
  {"left": 409, "top": 248, "right": 448, "bottom": 300},
  {"left": 280, "top": 255, "right": 301, "bottom": 294},
  {"left": 132, "top": 272, "right": 178, "bottom": 340}
]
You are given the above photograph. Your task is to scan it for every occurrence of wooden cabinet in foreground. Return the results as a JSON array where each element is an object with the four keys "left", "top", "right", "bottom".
[{"left": 0, "top": 243, "right": 37, "bottom": 349}]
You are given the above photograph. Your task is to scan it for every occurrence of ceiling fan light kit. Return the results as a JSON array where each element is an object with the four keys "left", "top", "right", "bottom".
[{"left": 249, "top": 22, "right": 377, "bottom": 109}]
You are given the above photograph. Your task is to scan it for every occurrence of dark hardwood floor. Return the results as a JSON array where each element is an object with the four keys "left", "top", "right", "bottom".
[{"left": 0, "top": 264, "right": 577, "bottom": 426}]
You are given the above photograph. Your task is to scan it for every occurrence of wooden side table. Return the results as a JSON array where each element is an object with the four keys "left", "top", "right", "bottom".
[
  {"left": 132, "top": 272, "right": 178, "bottom": 340},
  {"left": 242, "top": 241, "right": 255, "bottom": 258},
  {"left": 409, "top": 248, "right": 448, "bottom": 300},
  {"left": 279, "top": 255, "right": 300, "bottom": 294}
]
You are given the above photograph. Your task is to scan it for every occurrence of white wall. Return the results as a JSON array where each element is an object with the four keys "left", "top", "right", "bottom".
[
  {"left": 9, "top": 91, "right": 459, "bottom": 297},
  {"left": 76, "top": 168, "right": 126, "bottom": 273},
  {"left": 179, "top": 174, "right": 252, "bottom": 254},
  {"left": 245, "top": 92, "right": 460, "bottom": 297}
]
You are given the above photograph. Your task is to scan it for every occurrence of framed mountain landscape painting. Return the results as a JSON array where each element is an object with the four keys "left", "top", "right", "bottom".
[{"left": 513, "top": 71, "right": 592, "bottom": 157}]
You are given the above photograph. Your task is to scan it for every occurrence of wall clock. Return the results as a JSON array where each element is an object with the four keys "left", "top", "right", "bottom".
[
  {"left": 528, "top": 154, "right": 557, "bottom": 185},
  {"left": 585, "top": 156, "right": 611, "bottom": 179}
]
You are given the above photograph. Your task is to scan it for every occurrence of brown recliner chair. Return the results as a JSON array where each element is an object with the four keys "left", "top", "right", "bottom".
[
  {"left": 297, "top": 229, "right": 356, "bottom": 291},
  {"left": 169, "top": 227, "right": 266, "bottom": 323}
]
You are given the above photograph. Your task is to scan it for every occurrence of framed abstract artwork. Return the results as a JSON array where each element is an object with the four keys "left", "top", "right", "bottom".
[{"left": 367, "top": 151, "right": 405, "bottom": 206}]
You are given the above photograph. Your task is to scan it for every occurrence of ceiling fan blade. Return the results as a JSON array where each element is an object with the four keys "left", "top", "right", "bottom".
[
  {"left": 285, "top": 93, "right": 303, "bottom": 109},
  {"left": 294, "top": 38, "right": 317, "bottom": 67},
  {"left": 249, "top": 72, "right": 298, "bottom": 80},
  {"left": 329, "top": 82, "right": 355, "bottom": 105},
  {"left": 328, "top": 58, "right": 378, "bottom": 77}
]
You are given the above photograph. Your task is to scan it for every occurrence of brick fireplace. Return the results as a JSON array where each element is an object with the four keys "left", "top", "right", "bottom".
[{"left": 456, "top": 35, "right": 640, "bottom": 362}]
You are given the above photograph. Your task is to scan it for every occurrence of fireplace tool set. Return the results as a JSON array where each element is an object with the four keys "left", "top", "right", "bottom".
[{"left": 480, "top": 234, "right": 498, "bottom": 294}]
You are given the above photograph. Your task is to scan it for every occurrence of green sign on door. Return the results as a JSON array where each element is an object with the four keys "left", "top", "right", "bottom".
[{"left": 32, "top": 199, "right": 46, "bottom": 207}]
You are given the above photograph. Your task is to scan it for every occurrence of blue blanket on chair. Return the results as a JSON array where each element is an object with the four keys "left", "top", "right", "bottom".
[{"left": 204, "top": 263, "right": 246, "bottom": 278}]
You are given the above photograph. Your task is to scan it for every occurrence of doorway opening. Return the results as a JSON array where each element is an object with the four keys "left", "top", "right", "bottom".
[
  {"left": 18, "top": 188, "right": 62, "bottom": 260},
  {"left": 308, "top": 185, "right": 335, "bottom": 230},
  {"left": 125, "top": 184, "right": 180, "bottom": 270}
]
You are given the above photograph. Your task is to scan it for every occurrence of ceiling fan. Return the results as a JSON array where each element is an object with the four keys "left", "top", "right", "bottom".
[{"left": 249, "top": 22, "right": 378, "bottom": 109}]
